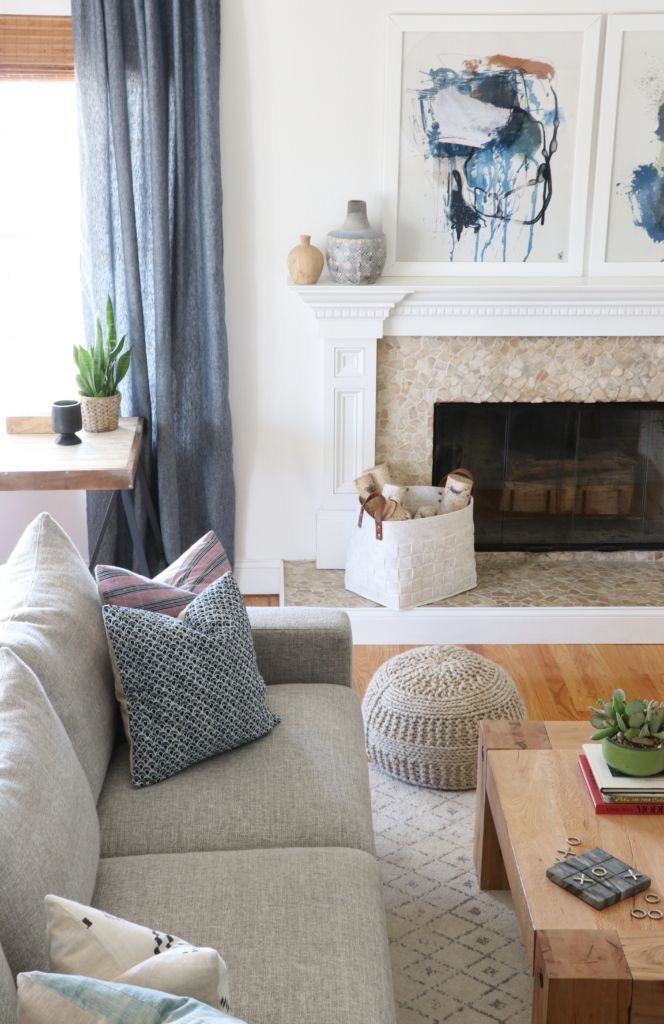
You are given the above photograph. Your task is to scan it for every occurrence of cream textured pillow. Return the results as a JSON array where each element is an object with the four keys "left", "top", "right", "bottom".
[{"left": 45, "top": 895, "right": 230, "bottom": 1012}]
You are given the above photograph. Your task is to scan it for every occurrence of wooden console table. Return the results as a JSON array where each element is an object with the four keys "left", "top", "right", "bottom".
[
  {"left": 474, "top": 719, "right": 664, "bottom": 1023},
  {"left": 0, "top": 416, "right": 162, "bottom": 575}
]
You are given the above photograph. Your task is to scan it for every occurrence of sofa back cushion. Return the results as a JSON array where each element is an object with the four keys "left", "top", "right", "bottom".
[
  {"left": 0, "top": 943, "right": 16, "bottom": 1024},
  {"left": 0, "top": 648, "right": 99, "bottom": 976},
  {"left": 0, "top": 513, "right": 116, "bottom": 798}
]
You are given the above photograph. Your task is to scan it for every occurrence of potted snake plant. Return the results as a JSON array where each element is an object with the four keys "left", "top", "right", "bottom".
[
  {"left": 589, "top": 689, "right": 664, "bottom": 777},
  {"left": 73, "top": 296, "right": 131, "bottom": 432}
]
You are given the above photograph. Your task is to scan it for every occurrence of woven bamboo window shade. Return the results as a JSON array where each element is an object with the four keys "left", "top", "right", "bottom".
[{"left": 0, "top": 16, "right": 74, "bottom": 81}]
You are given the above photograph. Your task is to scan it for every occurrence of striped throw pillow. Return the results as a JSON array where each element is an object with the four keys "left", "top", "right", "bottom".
[{"left": 95, "top": 532, "right": 231, "bottom": 617}]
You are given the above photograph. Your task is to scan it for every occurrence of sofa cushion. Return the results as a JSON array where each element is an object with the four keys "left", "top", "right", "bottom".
[
  {"left": 93, "top": 847, "right": 396, "bottom": 1024},
  {"left": 0, "top": 649, "right": 99, "bottom": 976},
  {"left": 0, "top": 944, "right": 16, "bottom": 1024},
  {"left": 17, "top": 974, "right": 246, "bottom": 1024},
  {"left": 46, "top": 894, "right": 230, "bottom": 1011},
  {"left": 0, "top": 513, "right": 116, "bottom": 798},
  {"left": 102, "top": 575, "right": 279, "bottom": 788},
  {"left": 98, "top": 683, "right": 374, "bottom": 857}
]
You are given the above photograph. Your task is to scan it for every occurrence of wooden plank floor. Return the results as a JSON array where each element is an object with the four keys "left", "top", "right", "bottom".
[
  {"left": 244, "top": 598, "right": 664, "bottom": 720},
  {"left": 353, "top": 644, "right": 664, "bottom": 720}
]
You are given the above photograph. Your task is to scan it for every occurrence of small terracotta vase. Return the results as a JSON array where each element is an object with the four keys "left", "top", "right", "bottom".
[{"left": 287, "top": 234, "right": 324, "bottom": 284}]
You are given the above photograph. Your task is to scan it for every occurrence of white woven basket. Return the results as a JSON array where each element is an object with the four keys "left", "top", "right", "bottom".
[{"left": 345, "top": 489, "right": 477, "bottom": 609}]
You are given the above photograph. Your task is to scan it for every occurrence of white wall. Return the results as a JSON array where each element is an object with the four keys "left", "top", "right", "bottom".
[
  {"left": 4, "top": 0, "right": 664, "bottom": 569},
  {"left": 220, "top": 0, "right": 664, "bottom": 568}
]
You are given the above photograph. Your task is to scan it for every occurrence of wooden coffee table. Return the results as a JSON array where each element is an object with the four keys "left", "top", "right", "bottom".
[{"left": 474, "top": 720, "right": 664, "bottom": 1023}]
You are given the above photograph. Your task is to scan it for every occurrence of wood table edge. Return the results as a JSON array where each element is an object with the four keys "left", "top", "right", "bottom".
[
  {"left": 0, "top": 417, "right": 143, "bottom": 491},
  {"left": 533, "top": 929, "right": 633, "bottom": 1023},
  {"left": 124, "top": 416, "right": 144, "bottom": 488},
  {"left": 473, "top": 720, "right": 551, "bottom": 903}
]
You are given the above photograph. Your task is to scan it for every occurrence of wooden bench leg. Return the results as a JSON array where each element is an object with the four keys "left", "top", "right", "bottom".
[
  {"left": 474, "top": 751, "right": 509, "bottom": 890},
  {"left": 629, "top": 980, "right": 664, "bottom": 1024},
  {"left": 474, "top": 720, "right": 549, "bottom": 891},
  {"left": 532, "top": 930, "right": 631, "bottom": 1024}
]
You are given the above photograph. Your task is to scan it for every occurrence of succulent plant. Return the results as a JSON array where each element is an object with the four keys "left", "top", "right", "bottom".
[
  {"left": 74, "top": 296, "right": 131, "bottom": 398},
  {"left": 589, "top": 689, "right": 664, "bottom": 747}
]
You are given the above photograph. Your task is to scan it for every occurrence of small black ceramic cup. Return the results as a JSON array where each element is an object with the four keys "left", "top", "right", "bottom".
[{"left": 51, "top": 400, "right": 83, "bottom": 446}]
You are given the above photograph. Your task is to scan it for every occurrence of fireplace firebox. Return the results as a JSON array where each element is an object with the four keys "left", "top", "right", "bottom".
[{"left": 433, "top": 402, "right": 664, "bottom": 550}]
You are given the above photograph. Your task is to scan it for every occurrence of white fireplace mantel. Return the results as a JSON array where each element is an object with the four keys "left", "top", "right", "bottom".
[
  {"left": 291, "top": 279, "right": 664, "bottom": 568},
  {"left": 294, "top": 279, "right": 664, "bottom": 338}
]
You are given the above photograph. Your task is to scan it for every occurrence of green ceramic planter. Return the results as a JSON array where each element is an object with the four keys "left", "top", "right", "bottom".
[{"left": 602, "top": 737, "right": 664, "bottom": 777}]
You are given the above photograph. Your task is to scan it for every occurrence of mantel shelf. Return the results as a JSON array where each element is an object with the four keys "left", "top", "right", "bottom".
[{"left": 291, "top": 278, "right": 664, "bottom": 337}]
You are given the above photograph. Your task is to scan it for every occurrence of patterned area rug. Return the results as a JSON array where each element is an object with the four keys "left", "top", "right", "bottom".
[{"left": 369, "top": 766, "right": 531, "bottom": 1023}]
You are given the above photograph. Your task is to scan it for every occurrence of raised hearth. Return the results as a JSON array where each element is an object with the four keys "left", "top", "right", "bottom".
[{"left": 282, "top": 555, "right": 664, "bottom": 644}]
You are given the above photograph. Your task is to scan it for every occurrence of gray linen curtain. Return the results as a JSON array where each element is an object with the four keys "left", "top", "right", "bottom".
[{"left": 72, "top": 0, "right": 235, "bottom": 569}]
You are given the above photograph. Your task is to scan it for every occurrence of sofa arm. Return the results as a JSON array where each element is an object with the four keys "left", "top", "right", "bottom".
[{"left": 247, "top": 608, "right": 353, "bottom": 687}]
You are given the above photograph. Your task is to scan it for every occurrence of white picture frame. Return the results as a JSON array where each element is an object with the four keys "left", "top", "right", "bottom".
[
  {"left": 590, "top": 14, "right": 664, "bottom": 276},
  {"left": 382, "top": 14, "right": 601, "bottom": 277}
]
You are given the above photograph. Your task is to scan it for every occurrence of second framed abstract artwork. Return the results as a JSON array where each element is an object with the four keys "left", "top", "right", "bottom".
[
  {"left": 591, "top": 15, "right": 664, "bottom": 275},
  {"left": 383, "top": 14, "right": 601, "bottom": 275}
]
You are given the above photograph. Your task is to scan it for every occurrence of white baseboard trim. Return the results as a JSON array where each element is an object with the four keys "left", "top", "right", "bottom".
[
  {"left": 234, "top": 560, "right": 284, "bottom": 601},
  {"left": 344, "top": 606, "right": 664, "bottom": 645}
]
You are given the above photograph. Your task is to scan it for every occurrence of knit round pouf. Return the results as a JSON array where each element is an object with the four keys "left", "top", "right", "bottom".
[{"left": 363, "top": 645, "right": 527, "bottom": 790}]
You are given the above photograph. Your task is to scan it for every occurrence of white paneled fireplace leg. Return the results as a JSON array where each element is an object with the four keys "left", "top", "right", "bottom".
[
  {"left": 317, "top": 336, "right": 377, "bottom": 568},
  {"left": 295, "top": 287, "right": 407, "bottom": 568}
]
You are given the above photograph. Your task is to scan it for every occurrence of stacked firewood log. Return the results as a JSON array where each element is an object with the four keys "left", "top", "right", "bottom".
[{"left": 353, "top": 463, "right": 473, "bottom": 523}]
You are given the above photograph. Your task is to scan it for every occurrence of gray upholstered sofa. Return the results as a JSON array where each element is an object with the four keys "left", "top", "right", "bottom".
[{"left": 0, "top": 514, "right": 395, "bottom": 1024}]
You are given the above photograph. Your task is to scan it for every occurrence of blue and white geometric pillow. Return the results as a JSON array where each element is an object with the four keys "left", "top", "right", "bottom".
[
  {"left": 17, "top": 973, "right": 247, "bottom": 1024},
  {"left": 102, "top": 574, "right": 279, "bottom": 788}
]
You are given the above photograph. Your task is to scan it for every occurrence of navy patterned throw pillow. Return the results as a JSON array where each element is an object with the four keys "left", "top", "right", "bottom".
[{"left": 102, "top": 573, "right": 280, "bottom": 787}]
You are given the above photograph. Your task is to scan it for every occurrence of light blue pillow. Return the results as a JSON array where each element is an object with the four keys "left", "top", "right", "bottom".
[
  {"left": 102, "top": 573, "right": 280, "bottom": 787},
  {"left": 17, "top": 972, "right": 247, "bottom": 1023}
]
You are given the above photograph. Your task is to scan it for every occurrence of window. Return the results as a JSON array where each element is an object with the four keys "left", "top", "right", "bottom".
[{"left": 0, "top": 16, "right": 84, "bottom": 420}]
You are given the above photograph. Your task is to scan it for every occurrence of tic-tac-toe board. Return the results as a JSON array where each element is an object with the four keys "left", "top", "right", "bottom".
[{"left": 546, "top": 847, "right": 651, "bottom": 910}]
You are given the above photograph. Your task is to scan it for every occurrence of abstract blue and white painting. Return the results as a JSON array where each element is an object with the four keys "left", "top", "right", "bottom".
[
  {"left": 396, "top": 28, "right": 587, "bottom": 266},
  {"left": 604, "top": 27, "right": 664, "bottom": 264}
]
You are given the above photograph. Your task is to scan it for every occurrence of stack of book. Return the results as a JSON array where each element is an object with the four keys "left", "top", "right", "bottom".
[{"left": 579, "top": 743, "right": 664, "bottom": 815}]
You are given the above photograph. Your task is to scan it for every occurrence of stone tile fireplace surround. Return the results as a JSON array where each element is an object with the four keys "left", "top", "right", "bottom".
[
  {"left": 295, "top": 281, "right": 664, "bottom": 570},
  {"left": 377, "top": 334, "right": 664, "bottom": 486}
]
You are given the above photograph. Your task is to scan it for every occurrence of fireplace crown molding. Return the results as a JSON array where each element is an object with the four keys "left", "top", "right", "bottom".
[{"left": 292, "top": 279, "right": 664, "bottom": 337}]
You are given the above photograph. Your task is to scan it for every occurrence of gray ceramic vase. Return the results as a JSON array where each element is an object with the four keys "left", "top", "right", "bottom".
[{"left": 326, "top": 200, "right": 386, "bottom": 285}]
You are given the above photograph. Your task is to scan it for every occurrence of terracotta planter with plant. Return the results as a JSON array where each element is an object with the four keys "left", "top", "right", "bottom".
[
  {"left": 589, "top": 689, "right": 664, "bottom": 777},
  {"left": 74, "top": 297, "right": 131, "bottom": 432}
]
